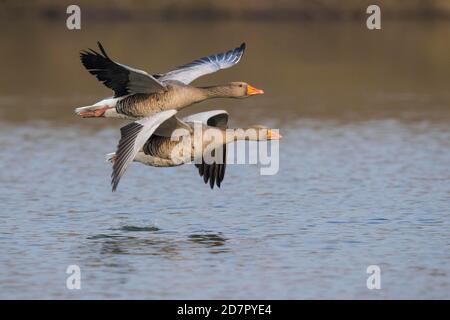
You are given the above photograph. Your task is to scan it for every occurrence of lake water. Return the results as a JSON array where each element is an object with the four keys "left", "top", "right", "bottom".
[{"left": 0, "top": 20, "right": 449, "bottom": 299}]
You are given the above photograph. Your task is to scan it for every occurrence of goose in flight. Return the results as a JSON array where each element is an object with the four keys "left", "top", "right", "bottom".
[
  {"left": 75, "top": 42, "right": 264, "bottom": 119},
  {"left": 107, "top": 110, "right": 282, "bottom": 191}
]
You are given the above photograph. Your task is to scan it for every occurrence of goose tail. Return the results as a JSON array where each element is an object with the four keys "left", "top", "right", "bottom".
[
  {"left": 74, "top": 97, "right": 124, "bottom": 118},
  {"left": 105, "top": 152, "right": 116, "bottom": 164},
  {"left": 74, "top": 104, "right": 97, "bottom": 114}
]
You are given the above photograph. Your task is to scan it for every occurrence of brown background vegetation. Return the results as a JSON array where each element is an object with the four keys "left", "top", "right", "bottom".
[{"left": 2, "top": 0, "right": 450, "bottom": 21}]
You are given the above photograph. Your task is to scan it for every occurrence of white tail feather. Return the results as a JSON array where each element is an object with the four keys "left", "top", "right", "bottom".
[
  {"left": 74, "top": 96, "right": 125, "bottom": 115},
  {"left": 74, "top": 105, "right": 98, "bottom": 115},
  {"left": 105, "top": 152, "right": 116, "bottom": 163}
]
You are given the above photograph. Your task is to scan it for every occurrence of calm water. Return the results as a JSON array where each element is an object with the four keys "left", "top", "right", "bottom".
[{"left": 0, "top": 20, "right": 449, "bottom": 299}]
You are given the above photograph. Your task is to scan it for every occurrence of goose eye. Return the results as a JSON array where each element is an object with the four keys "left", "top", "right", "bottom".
[{"left": 239, "top": 84, "right": 243, "bottom": 87}]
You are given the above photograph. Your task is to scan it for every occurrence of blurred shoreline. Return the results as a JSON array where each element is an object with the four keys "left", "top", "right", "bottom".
[{"left": 2, "top": 1, "right": 450, "bottom": 22}]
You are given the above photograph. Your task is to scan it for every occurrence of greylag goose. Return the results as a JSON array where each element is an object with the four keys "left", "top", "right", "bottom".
[
  {"left": 75, "top": 42, "right": 264, "bottom": 119},
  {"left": 107, "top": 110, "right": 282, "bottom": 191}
]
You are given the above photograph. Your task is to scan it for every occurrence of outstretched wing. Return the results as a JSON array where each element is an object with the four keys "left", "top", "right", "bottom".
[
  {"left": 80, "top": 42, "right": 166, "bottom": 97},
  {"left": 183, "top": 110, "right": 229, "bottom": 189},
  {"left": 182, "top": 110, "right": 229, "bottom": 129},
  {"left": 157, "top": 43, "right": 246, "bottom": 85},
  {"left": 196, "top": 148, "right": 227, "bottom": 189},
  {"left": 111, "top": 110, "right": 177, "bottom": 191}
]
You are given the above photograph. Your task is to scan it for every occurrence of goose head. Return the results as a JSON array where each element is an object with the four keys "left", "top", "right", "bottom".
[
  {"left": 216, "top": 82, "right": 264, "bottom": 98},
  {"left": 249, "top": 125, "right": 282, "bottom": 140},
  {"left": 228, "top": 125, "right": 282, "bottom": 142}
]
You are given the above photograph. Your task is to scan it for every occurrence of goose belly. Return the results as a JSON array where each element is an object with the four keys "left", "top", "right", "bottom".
[
  {"left": 142, "top": 135, "right": 197, "bottom": 165},
  {"left": 116, "top": 87, "right": 197, "bottom": 117},
  {"left": 133, "top": 152, "right": 181, "bottom": 167}
]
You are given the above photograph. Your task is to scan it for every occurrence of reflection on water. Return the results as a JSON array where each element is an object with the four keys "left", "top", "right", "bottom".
[
  {"left": 119, "top": 225, "right": 160, "bottom": 232},
  {"left": 188, "top": 234, "right": 227, "bottom": 247},
  {"left": 95, "top": 235, "right": 181, "bottom": 257},
  {"left": 0, "top": 20, "right": 449, "bottom": 299},
  {"left": 86, "top": 230, "right": 226, "bottom": 257}
]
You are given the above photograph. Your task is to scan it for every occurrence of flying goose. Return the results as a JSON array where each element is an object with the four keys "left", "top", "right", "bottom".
[
  {"left": 107, "top": 110, "right": 282, "bottom": 191},
  {"left": 75, "top": 42, "right": 264, "bottom": 119}
]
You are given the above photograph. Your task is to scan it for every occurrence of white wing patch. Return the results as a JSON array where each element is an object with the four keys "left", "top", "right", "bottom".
[
  {"left": 111, "top": 110, "right": 177, "bottom": 191},
  {"left": 158, "top": 43, "right": 246, "bottom": 85}
]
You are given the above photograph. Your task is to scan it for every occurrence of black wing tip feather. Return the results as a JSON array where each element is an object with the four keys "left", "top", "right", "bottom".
[
  {"left": 196, "top": 156, "right": 226, "bottom": 190},
  {"left": 79, "top": 42, "right": 106, "bottom": 60},
  {"left": 234, "top": 42, "right": 245, "bottom": 59},
  {"left": 79, "top": 42, "right": 131, "bottom": 97},
  {"left": 110, "top": 122, "right": 143, "bottom": 193},
  {"left": 97, "top": 41, "right": 109, "bottom": 58}
]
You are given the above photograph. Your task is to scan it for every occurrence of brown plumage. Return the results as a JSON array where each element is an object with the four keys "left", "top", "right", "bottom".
[
  {"left": 75, "top": 42, "right": 264, "bottom": 119},
  {"left": 108, "top": 110, "right": 282, "bottom": 191}
]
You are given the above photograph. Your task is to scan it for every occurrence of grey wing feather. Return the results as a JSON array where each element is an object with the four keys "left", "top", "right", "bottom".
[
  {"left": 153, "top": 116, "right": 192, "bottom": 138},
  {"left": 80, "top": 42, "right": 166, "bottom": 97},
  {"left": 187, "top": 110, "right": 229, "bottom": 189},
  {"left": 157, "top": 43, "right": 246, "bottom": 85},
  {"left": 182, "top": 110, "right": 229, "bottom": 129},
  {"left": 111, "top": 110, "right": 177, "bottom": 191}
]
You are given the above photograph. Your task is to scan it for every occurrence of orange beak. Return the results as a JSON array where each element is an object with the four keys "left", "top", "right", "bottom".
[
  {"left": 267, "top": 130, "right": 282, "bottom": 140},
  {"left": 246, "top": 84, "right": 264, "bottom": 96}
]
